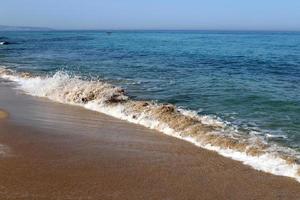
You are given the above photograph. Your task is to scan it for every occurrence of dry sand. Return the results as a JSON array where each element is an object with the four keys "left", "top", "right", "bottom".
[{"left": 0, "top": 80, "right": 300, "bottom": 200}]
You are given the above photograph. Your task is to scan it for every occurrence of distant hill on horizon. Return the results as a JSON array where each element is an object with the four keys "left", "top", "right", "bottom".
[{"left": 0, "top": 25, "right": 53, "bottom": 31}]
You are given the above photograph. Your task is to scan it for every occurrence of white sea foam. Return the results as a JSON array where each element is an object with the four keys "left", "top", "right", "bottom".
[
  {"left": 266, "top": 133, "right": 288, "bottom": 139},
  {"left": 1, "top": 67, "right": 299, "bottom": 182}
]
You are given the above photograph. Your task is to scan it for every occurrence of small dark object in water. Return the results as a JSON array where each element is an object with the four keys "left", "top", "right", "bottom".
[
  {"left": 141, "top": 102, "right": 149, "bottom": 107},
  {"left": 81, "top": 97, "right": 88, "bottom": 103},
  {"left": 0, "top": 41, "right": 10, "bottom": 45},
  {"left": 106, "top": 32, "right": 112, "bottom": 35},
  {"left": 160, "top": 104, "right": 176, "bottom": 113}
]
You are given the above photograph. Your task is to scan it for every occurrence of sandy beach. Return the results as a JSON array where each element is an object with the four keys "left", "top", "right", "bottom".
[{"left": 0, "top": 80, "right": 300, "bottom": 199}]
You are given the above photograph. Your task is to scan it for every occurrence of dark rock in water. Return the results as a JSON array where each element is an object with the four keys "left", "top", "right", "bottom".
[{"left": 81, "top": 97, "right": 88, "bottom": 103}]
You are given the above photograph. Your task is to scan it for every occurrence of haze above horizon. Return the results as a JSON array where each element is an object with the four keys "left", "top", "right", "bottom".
[{"left": 1, "top": 0, "right": 300, "bottom": 31}]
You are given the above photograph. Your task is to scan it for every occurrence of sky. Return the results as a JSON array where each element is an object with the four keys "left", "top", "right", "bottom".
[{"left": 1, "top": 0, "right": 300, "bottom": 31}]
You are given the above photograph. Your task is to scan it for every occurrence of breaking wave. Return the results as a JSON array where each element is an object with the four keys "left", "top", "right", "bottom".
[{"left": 1, "top": 66, "right": 299, "bottom": 182}]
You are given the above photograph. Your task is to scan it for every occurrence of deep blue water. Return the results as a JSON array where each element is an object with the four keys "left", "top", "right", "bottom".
[{"left": 1, "top": 31, "right": 300, "bottom": 150}]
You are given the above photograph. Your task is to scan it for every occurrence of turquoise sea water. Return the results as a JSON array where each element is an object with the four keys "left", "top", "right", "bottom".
[{"left": 1, "top": 31, "right": 300, "bottom": 151}]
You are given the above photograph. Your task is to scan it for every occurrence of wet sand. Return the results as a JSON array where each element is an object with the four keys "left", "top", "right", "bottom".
[
  {"left": 0, "top": 80, "right": 300, "bottom": 199},
  {"left": 0, "top": 109, "right": 8, "bottom": 119}
]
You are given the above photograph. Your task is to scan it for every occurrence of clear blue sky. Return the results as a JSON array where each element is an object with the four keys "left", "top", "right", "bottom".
[{"left": 1, "top": 0, "right": 300, "bottom": 30}]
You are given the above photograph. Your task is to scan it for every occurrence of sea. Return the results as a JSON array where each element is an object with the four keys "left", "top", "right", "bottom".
[{"left": 0, "top": 30, "right": 300, "bottom": 181}]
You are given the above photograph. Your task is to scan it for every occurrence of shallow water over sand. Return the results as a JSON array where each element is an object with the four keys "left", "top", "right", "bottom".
[{"left": 0, "top": 109, "right": 8, "bottom": 119}]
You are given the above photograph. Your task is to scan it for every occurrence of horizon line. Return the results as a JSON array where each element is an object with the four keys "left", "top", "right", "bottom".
[{"left": 1, "top": 25, "right": 300, "bottom": 32}]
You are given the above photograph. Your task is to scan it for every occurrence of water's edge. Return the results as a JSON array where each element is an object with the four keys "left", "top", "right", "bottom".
[{"left": 1, "top": 66, "right": 299, "bottom": 183}]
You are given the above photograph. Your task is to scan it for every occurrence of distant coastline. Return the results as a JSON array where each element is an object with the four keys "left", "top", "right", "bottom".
[
  {"left": 1, "top": 25, "right": 300, "bottom": 32},
  {"left": 0, "top": 25, "right": 53, "bottom": 31}
]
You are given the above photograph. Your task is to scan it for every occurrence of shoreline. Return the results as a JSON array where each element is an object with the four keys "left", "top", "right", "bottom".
[
  {"left": 1, "top": 67, "right": 300, "bottom": 182},
  {"left": 0, "top": 80, "right": 300, "bottom": 199}
]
